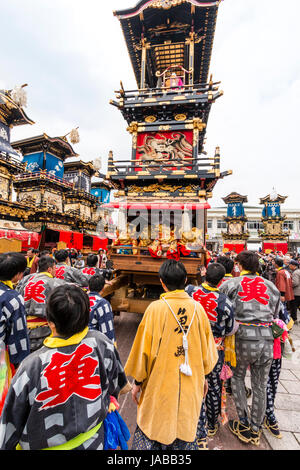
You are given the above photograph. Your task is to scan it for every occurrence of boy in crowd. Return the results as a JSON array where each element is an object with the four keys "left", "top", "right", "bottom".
[
  {"left": 0, "top": 284, "right": 128, "bottom": 450},
  {"left": 186, "top": 263, "right": 237, "bottom": 437},
  {"left": 16, "top": 256, "right": 66, "bottom": 352},
  {"left": 219, "top": 251, "right": 281, "bottom": 446},
  {"left": 54, "top": 249, "right": 89, "bottom": 287},
  {"left": 126, "top": 259, "right": 218, "bottom": 450}
]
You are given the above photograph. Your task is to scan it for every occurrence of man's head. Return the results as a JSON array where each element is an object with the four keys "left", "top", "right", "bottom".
[
  {"left": 274, "top": 257, "right": 284, "bottom": 269},
  {"left": 54, "top": 249, "right": 69, "bottom": 263},
  {"left": 217, "top": 256, "right": 234, "bottom": 275},
  {"left": 38, "top": 256, "right": 56, "bottom": 277},
  {"left": 289, "top": 260, "right": 299, "bottom": 271},
  {"left": 206, "top": 263, "right": 226, "bottom": 287},
  {"left": 39, "top": 250, "right": 50, "bottom": 258},
  {"left": 27, "top": 247, "right": 35, "bottom": 258},
  {"left": 235, "top": 251, "right": 260, "bottom": 274},
  {"left": 46, "top": 285, "right": 90, "bottom": 338},
  {"left": 159, "top": 259, "right": 187, "bottom": 292},
  {"left": 0, "top": 252, "right": 27, "bottom": 283},
  {"left": 88, "top": 274, "right": 106, "bottom": 294},
  {"left": 86, "top": 254, "right": 98, "bottom": 268}
]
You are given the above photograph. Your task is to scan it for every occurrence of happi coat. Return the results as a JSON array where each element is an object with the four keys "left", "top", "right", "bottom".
[
  {"left": 0, "top": 329, "right": 127, "bottom": 450},
  {"left": 0, "top": 281, "right": 30, "bottom": 365},
  {"left": 219, "top": 271, "right": 281, "bottom": 323},
  {"left": 55, "top": 263, "right": 89, "bottom": 287},
  {"left": 185, "top": 283, "right": 236, "bottom": 339},
  {"left": 125, "top": 290, "right": 218, "bottom": 445},
  {"left": 17, "top": 273, "right": 66, "bottom": 320}
]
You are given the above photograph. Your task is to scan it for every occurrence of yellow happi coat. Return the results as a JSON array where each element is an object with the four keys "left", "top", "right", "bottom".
[{"left": 125, "top": 290, "right": 218, "bottom": 445}]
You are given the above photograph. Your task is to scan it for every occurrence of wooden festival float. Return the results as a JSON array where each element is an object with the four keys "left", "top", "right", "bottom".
[
  {"left": 221, "top": 192, "right": 249, "bottom": 254},
  {"left": 258, "top": 191, "right": 289, "bottom": 255},
  {"left": 100, "top": 0, "right": 232, "bottom": 314},
  {"left": 0, "top": 86, "right": 110, "bottom": 253}
]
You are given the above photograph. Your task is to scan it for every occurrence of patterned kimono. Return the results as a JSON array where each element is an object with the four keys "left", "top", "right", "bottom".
[
  {"left": 186, "top": 283, "right": 237, "bottom": 432},
  {"left": 55, "top": 263, "right": 89, "bottom": 287},
  {"left": 0, "top": 329, "right": 127, "bottom": 450},
  {"left": 219, "top": 271, "right": 281, "bottom": 432},
  {"left": 16, "top": 273, "right": 66, "bottom": 352},
  {"left": 0, "top": 282, "right": 30, "bottom": 366},
  {"left": 88, "top": 293, "right": 115, "bottom": 343}
]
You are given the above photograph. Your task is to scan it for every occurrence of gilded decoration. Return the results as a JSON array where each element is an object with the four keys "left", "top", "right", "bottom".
[
  {"left": 228, "top": 222, "right": 243, "bottom": 236},
  {"left": 127, "top": 122, "right": 139, "bottom": 135},
  {"left": 0, "top": 177, "right": 9, "bottom": 200},
  {"left": 18, "top": 192, "right": 40, "bottom": 206},
  {"left": 43, "top": 191, "right": 63, "bottom": 212},
  {"left": 145, "top": 115, "right": 157, "bottom": 123},
  {"left": 175, "top": 114, "right": 187, "bottom": 121}
]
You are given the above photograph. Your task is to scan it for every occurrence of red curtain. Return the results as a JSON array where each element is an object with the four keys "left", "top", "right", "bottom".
[
  {"left": 59, "top": 231, "right": 83, "bottom": 250},
  {"left": 263, "top": 242, "right": 288, "bottom": 255},
  {"left": 0, "top": 230, "right": 40, "bottom": 250},
  {"left": 92, "top": 237, "right": 108, "bottom": 252},
  {"left": 224, "top": 243, "right": 246, "bottom": 254}
]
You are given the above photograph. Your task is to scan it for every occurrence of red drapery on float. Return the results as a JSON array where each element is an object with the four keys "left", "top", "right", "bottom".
[
  {"left": 59, "top": 231, "right": 83, "bottom": 250},
  {"left": 0, "top": 230, "right": 40, "bottom": 250},
  {"left": 223, "top": 243, "right": 246, "bottom": 254},
  {"left": 263, "top": 242, "right": 288, "bottom": 255},
  {"left": 59, "top": 231, "right": 108, "bottom": 252},
  {"left": 92, "top": 237, "right": 108, "bottom": 252}
]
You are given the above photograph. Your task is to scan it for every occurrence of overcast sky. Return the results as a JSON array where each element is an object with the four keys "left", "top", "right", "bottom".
[{"left": 1, "top": 0, "right": 299, "bottom": 209}]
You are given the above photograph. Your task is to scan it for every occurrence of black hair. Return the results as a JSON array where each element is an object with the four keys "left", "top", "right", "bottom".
[
  {"left": 54, "top": 249, "right": 69, "bottom": 263},
  {"left": 275, "top": 258, "right": 284, "bottom": 268},
  {"left": 38, "top": 256, "right": 55, "bottom": 272},
  {"left": 46, "top": 285, "right": 90, "bottom": 337},
  {"left": 217, "top": 256, "right": 234, "bottom": 274},
  {"left": 88, "top": 274, "right": 106, "bottom": 293},
  {"left": 87, "top": 254, "right": 98, "bottom": 267},
  {"left": 206, "top": 263, "right": 226, "bottom": 286},
  {"left": 39, "top": 250, "right": 50, "bottom": 257},
  {"left": 159, "top": 259, "right": 187, "bottom": 291},
  {"left": 0, "top": 252, "right": 27, "bottom": 281},
  {"left": 236, "top": 251, "right": 259, "bottom": 274}
]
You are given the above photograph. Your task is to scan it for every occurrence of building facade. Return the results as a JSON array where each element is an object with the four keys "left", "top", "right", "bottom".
[{"left": 207, "top": 206, "right": 300, "bottom": 254}]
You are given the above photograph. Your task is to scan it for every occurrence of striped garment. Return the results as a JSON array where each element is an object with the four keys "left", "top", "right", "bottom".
[
  {"left": 0, "top": 282, "right": 30, "bottom": 365},
  {"left": 88, "top": 293, "right": 115, "bottom": 342}
]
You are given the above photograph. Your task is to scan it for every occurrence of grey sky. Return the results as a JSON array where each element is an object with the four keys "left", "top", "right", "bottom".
[{"left": 1, "top": 0, "right": 299, "bottom": 209}]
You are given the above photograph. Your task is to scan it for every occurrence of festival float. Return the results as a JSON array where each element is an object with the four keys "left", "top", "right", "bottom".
[
  {"left": 221, "top": 192, "right": 249, "bottom": 254},
  {"left": 0, "top": 85, "right": 109, "bottom": 253},
  {"left": 258, "top": 190, "right": 289, "bottom": 255},
  {"left": 100, "top": 0, "right": 232, "bottom": 314}
]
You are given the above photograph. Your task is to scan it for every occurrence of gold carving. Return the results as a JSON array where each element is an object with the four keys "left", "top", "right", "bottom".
[
  {"left": 145, "top": 115, "right": 157, "bottom": 123},
  {"left": 193, "top": 118, "right": 206, "bottom": 132},
  {"left": 127, "top": 122, "right": 139, "bottom": 135},
  {"left": 175, "top": 114, "right": 187, "bottom": 121}
]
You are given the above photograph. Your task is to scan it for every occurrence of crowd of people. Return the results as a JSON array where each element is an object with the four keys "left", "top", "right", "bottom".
[{"left": 0, "top": 246, "right": 297, "bottom": 451}]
